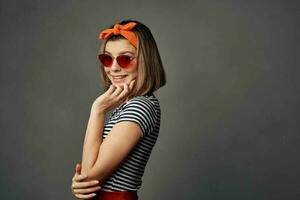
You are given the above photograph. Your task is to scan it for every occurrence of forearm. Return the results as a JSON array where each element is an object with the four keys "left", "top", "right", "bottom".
[
  {"left": 80, "top": 152, "right": 115, "bottom": 183},
  {"left": 80, "top": 121, "right": 142, "bottom": 184},
  {"left": 81, "top": 108, "right": 106, "bottom": 174}
]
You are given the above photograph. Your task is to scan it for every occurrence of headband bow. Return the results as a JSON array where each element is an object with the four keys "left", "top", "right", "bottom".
[{"left": 99, "top": 22, "right": 138, "bottom": 48}]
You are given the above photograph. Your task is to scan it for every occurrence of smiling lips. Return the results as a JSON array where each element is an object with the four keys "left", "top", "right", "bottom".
[{"left": 111, "top": 75, "right": 128, "bottom": 81}]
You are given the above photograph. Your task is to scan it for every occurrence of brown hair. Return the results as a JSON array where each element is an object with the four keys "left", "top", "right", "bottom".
[{"left": 98, "top": 19, "right": 166, "bottom": 99}]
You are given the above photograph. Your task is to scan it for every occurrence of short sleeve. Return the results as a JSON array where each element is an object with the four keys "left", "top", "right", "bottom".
[{"left": 115, "top": 97, "right": 157, "bottom": 138}]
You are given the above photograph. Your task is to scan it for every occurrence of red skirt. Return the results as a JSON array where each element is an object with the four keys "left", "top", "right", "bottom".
[{"left": 92, "top": 190, "right": 138, "bottom": 200}]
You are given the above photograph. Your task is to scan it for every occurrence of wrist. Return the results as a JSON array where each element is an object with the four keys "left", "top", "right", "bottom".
[{"left": 91, "top": 104, "right": 107, "bottom": 115}]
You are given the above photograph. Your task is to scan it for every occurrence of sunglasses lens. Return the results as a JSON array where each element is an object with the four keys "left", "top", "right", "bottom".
[
  {"left": 98, "top": 54, "right": 112, "bottom": 67},
  {"left": 98, "top": 54, "right": 134, "bottom": 68},
  {"left": 117, "top": 55, "right": 132, "bottom": 68}
]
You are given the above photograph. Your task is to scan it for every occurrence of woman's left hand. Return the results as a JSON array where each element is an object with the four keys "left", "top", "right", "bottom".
[
  {"left": 71, "top": 163, "right": 101, "bottom": 199},
  {"left": 91, "top": 79, "right": 136, "bottom": 113}
]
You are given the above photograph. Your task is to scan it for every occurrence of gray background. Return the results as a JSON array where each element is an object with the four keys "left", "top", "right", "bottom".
[{"left": 1, "top": 0, "right": 299, "bottom": 199}]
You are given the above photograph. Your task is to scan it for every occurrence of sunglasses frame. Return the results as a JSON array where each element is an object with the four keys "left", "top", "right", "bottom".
[{"left": 97, "top": 53, "right": 137, "bottom": 69}]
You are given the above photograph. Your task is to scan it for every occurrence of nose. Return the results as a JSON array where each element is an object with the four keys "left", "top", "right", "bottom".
[{"left": 110, "top": 58, "right": 121, "bottom": 71}]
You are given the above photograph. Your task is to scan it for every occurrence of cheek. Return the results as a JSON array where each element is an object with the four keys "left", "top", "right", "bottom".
[
  {"left": 129, "top": 61, "right": 138, "bottom": 72},
  {"left": 127, "top": 65, "right": 138, "bottom": 76},
  {"left": 104, "top": 68, "right": 109, "bottom": 75}
]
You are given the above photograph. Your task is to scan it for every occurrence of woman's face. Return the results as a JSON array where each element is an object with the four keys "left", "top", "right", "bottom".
[{"left": 103, "top": 39, "right": 138, "bottom": 87}]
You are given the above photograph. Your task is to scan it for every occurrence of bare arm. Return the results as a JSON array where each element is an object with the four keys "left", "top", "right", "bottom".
[
  {"left": 81, "top": 119, "right": 141, "bottom": 183},
  {"left": 80, "top": 80, "right": 137, "bottom": 183},
  {"left": 80, "top": 109, "right": 105, "bottom": 173}
]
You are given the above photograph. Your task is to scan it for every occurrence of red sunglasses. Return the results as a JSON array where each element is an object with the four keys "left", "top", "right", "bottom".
[{"left": 97, "top": 54, "right": 136, "bottom": 68}]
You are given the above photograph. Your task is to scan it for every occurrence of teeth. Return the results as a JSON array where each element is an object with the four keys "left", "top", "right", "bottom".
[
  {"left": 113, "top": 75, "right": 126, "bottom": 78},
  {"left": 112, "top": 75, "right": 127, "bottom": 81}
]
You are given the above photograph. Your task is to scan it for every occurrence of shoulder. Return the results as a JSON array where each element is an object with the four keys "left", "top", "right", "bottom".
[
  {"left": 124, "top": 93, "right": 160, "bottom": 114},
  {"left": 116, "top": 93, "right": 160, "bottom": 137}
]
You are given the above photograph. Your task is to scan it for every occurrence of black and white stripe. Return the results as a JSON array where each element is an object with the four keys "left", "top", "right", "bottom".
[{"left": 100, "top": 93, "right": 161, "bottom": 191}]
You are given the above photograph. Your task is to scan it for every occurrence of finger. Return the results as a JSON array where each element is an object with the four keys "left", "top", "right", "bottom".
[
  {"left": 129, "top": 79, "right": 136, "bottom": 90},
  {"left": 73, "top": 174, "right": 88, "bottom": 182},
  {"left": 73, "top": 186, "right": 101, "bottom": 194},
  {"left": 73, "top": 180, "right": 99, "bottom": 189},
  {"left": 75, "top": 163, "right": 81, "bottom": 175},
  {"left": 118, "top": 83, "right": 129, "bottom": 99},
  {"left": 111, "top": 85, "right": 123, "bottom": 97},
  {"left": 106, "top": 84, "right": 116, "bottom": 95},
  {"left": 75, "top": 193, "right": 97, "bottom": 199}
]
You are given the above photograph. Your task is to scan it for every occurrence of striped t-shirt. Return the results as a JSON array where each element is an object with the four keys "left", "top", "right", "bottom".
[{"left": 100, "top": 93, "right": 161, "bottom": 191}]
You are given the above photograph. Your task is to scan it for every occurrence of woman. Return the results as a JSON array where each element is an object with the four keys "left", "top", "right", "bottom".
[{"left": 71, "top": 19, "right": 166, "bottom": 200}]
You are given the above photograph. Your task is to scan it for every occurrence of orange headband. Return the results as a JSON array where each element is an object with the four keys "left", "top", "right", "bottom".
[{"left": 99, "top": 22, "right": 138, "bottom": 48}]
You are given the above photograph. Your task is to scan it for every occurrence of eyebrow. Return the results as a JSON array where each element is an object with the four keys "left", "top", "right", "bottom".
[{"left": 104, "top": 50, "right": 135, "bottom": 55}]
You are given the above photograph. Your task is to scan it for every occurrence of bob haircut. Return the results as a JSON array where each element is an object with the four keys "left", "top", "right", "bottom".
[{"left": 98, "top": 19, "right": 166, "bottom": 99}]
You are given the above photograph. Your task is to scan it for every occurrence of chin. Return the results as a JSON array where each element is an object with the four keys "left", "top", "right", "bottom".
[
  {"left": 111, "top": 78, "right": 131, "bottom": 86},
  {"left": 112, "top": 82, "right": 123, "bottom": 86}
]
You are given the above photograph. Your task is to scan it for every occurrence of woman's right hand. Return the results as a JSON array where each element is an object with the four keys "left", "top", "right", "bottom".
[
  {"left": 91, "top": 79, "right": 136, "bottom": 113},
  {"left": 71, "top": 163, "right": 102, "bottom": 199}
]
